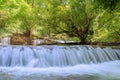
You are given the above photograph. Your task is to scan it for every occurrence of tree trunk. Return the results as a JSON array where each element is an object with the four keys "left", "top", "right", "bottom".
[
  {"left": 25, "top": 29, "right": 32, "bottom": 45},
  {"left": 79, "top": 36, "right": 87, "bottom": 45}
]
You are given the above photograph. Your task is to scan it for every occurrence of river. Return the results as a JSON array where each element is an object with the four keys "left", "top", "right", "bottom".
[{"left": 0, "top": 61, "right": 120, "bottom": 80}]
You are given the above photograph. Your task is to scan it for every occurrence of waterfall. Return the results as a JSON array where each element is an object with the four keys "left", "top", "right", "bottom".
[{"left": 0, "top": 45, "right": 119, "bottom": 67}]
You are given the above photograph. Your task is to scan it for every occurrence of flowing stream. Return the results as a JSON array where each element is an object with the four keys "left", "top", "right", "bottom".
[{"left": 0, "top": 45, "right": 120, "bottom": 80}]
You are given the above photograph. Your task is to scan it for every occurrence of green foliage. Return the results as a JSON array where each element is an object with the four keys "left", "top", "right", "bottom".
[
  {"left": 45, "top": 0, "right": 95, "bottom": 43},
  {"left": 95, "top": 0, "right": 120, "bottom": 10},
  {"left": 93, "top": 10, "right": 120, "bottom": 42},
  {"left": 0, "top": 0, "right": 119, "bottom": 43}
]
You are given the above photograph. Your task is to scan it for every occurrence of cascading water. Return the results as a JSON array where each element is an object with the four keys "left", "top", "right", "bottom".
[
  {"left": 0, "top": 45, "right": 119, "bottom": 67},
  {"left": 0, "top": 45, "right": 120, "bottom": 80}
]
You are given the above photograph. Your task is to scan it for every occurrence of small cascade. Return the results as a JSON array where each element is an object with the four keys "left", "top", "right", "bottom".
[{"left": 0, "top": 45, "right": 119, "bottom": 67}]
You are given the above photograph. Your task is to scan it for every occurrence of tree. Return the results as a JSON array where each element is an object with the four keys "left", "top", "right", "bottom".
[
  {"left": 46, "top": 0, "right": 95, "bottom": 44},
  {"left": 93, "top": 10, "right": 120, "bottom": 42},
  {"left": 3, "top": 0, "right": 44, "bottom": 44},
  {"left": 93, "top": 0, "right": 120, "bottom": 42},
  {"left": 0, "top": 0, "right": 119, "bottom": 44}
]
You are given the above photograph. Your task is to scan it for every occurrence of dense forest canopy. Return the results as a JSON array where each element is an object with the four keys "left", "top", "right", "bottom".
[{"left": 0, "top": 0, "right": 120, "bottom": 44}]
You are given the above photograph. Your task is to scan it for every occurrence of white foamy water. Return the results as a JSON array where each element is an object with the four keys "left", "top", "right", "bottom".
[
  {"left": 0, "top": 60, "right": 120, "bottom": 80},
  {"left": 0, "top": 45, "right": 120, "bottom": 80},
  {"left": 0, "top": 45, "right": 120, "bottom": 67}
]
